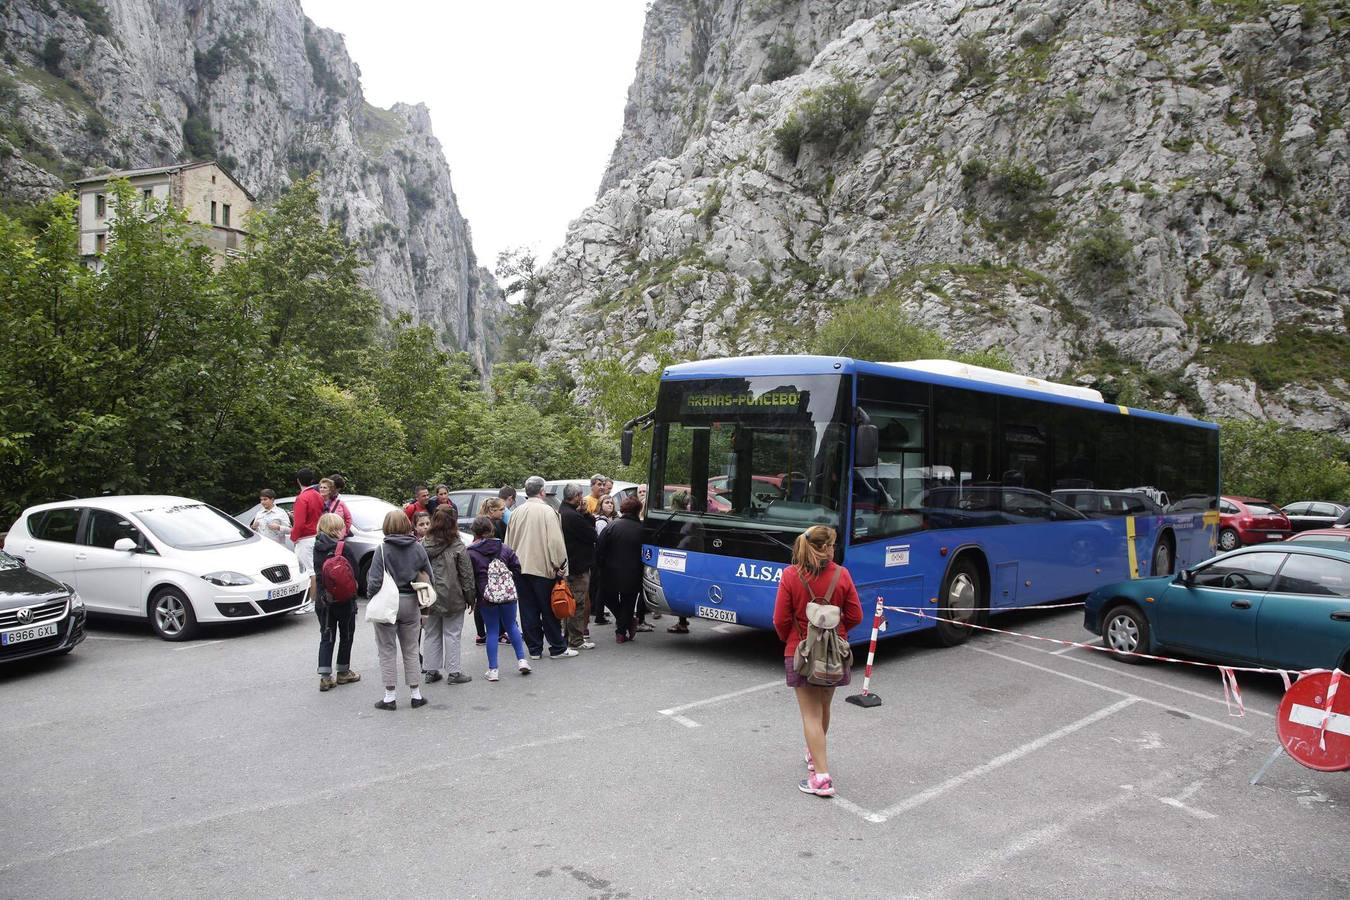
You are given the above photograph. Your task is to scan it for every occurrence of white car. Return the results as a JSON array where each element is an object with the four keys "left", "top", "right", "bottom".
[{"left": 3, "top": 496, "right": 307, "bottom": 641}]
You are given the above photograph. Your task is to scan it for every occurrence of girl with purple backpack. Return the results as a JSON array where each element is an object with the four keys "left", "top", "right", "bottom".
[{"left": 466, "top": 515, "right": 531, "bottom": 682}]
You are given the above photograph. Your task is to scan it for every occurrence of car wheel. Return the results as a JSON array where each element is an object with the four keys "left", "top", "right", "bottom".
[
  {"left": 357, "top": 554, "right": 372, "bottom": 598},
  {"left": 149, "top": 588, "right": 198, "bottom": 641},
  {"left": 1151, "top": 538, "right": 1173, "bottom": 577},
  {"left": 1218, "top": 528, "right": 1239, "bottom": 552},
  {"left": 1102, "top": 604, "right": 1149, "bottom": 664},
  {"left": 934, "top": 556, "right": 984, "bottom": 647}
]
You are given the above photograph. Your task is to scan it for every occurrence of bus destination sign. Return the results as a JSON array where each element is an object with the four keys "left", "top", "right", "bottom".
[{"left": 682, "top": 390, "right": 803, "bottom": 415}]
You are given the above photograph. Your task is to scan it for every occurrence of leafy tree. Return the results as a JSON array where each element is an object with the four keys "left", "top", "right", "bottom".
[
  {"left": 1219, "top": 419, "right": 1350, "bottom": 505},
  {"left": 495, "top": 246, "right": 547, "bottom": 361},
  {"left": 582, "top": 353, "right": 679, "bottom": 482},
  {"left": 226, "top": 175, "right": 378, "bottom": 380},
  {"left": 809, "top": 294, "right": 1013, "bottom": 370}
]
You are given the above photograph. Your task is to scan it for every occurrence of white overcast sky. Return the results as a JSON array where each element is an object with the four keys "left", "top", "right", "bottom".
[{"left": 303, "top": 0, "right": 648, "bottom": 270}]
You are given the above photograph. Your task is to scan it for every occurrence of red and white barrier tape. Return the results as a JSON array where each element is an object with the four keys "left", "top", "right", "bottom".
[
  {"left": 1319, "top": 668, "right": 1342, "bottom": 751},
  {"left": 877, "top": 600, "right": 1085, "bottom": 613},
  {"left": 882, "top": 601, "right": 1336, "bottom": 718}
]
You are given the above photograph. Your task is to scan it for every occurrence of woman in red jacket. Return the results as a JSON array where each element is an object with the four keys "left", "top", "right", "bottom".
[{"left": 773, "top": 525, "right": 862, "bottom": 798}]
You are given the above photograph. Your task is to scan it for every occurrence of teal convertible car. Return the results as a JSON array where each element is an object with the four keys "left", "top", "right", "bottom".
[{"left": 1084, "top": 543, "right": 1350, "bottom": 671}]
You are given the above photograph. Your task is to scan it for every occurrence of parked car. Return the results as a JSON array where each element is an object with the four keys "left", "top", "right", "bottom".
[
  {"left": 1287, "top": 529, "right": 1350, "bottom": 545},
  {"left": 235, "top": 493, "right": 411, "bottom": 593},
  {"left": 1217, "top": 495, "right": 1290, "bottom": 551},
  {"left": 5, "top": 496, "right": 307, "bottom": 641},
  {"left": 443, "top": 488, "right": 506, "bottom": 520},
  {"left": 539, "top": 479, "right": 640, "bottom": 510},
  {"left": 1052, "top": 489, "right": 1165, "bottom": 518},
  {"left": 1281, "top": 501, "right": 1348, "bottom": 533},
  {"left": 0, "top": 549, "right": 86, "bottom": 664},
  {"left": 1085, "top": 543, "right": 1350, "bottom": 671}
]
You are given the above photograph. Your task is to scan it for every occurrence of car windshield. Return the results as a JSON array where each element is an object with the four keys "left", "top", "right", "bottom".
[
  {"left": 0, "top": 550, "right": 18, "bottom": 571},
  {"left": 135, "top": 503, "right": 253, "bottom": 549},
  {"left": 348, "top": 498, "right": 396, "bottom": 532},
  {"left": 649, "top": 374, "right": 849, "bottom": 533}
]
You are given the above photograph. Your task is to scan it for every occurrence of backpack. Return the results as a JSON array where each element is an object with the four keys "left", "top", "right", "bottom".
[
  {"left": 320, "top": 540, "right": 358, "bottom": 604},
  {"left": 483, "top": 555, "right": 519, "bottom": 605},
  {"left": 792, "top": 566, "right": 853, "bottom": 686}
]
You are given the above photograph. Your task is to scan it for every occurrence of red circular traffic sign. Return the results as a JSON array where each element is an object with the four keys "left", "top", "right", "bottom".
[{"left": 1276, "top": 671, "right": 1350, "bottom": 773}]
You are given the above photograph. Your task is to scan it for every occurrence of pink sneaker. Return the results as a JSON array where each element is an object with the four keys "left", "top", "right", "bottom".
[
  {"left": 805, "top": 748, "right": 815, "bottom": 775},
  {"left": 798, "top": 774, "right": 835, "bottom": 797}
]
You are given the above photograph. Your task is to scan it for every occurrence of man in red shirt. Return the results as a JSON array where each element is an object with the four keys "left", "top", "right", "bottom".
[
  {"left": 290, "top": 467, "right": 324, "bottom": 610},
  {"left": 403, "top": 485, "right": 430, "bottom": 522}
]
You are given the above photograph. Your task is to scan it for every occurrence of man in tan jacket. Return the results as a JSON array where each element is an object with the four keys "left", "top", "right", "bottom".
[{"left": 505, "top": 475, "right": 576, "bottom": 659}]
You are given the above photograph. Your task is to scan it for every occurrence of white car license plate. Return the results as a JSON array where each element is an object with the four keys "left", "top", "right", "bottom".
[
  {"left": 266, "top": 583, "right": 305, "bottom": 601},
  {"left": 1, "top": 622, "right": 59, "bottom": 646},
  {"left": 1268, "top": 533, "right": 1285, "bottom": 540},
  {"left": 696, "top": 605, "right": 737, "bottom": 623}
]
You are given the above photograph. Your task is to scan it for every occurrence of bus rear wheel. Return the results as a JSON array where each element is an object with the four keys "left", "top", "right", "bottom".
[{"left": 934, "top": 557, "right": 984, "bottom": 647}]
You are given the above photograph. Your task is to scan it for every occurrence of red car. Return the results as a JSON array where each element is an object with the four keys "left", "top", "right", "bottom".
[
  {"left": 1217, "top": 495, "right": 1291, "bottom": 551},
  {"left": 1286, "top": 528, "right": 1350, "bottom": 545}
]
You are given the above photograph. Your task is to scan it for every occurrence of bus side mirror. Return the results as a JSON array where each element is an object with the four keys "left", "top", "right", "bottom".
[
  {"left": 855, "top": 424, "right": 879, "bottom": 469},
  {"left": 621, "top": 427, "right": 634, "bottom": 466}
]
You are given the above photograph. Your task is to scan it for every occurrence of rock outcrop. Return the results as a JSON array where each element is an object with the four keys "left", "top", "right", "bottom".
[
  {"left": 0, "top": 0, "right": 502, "bottom": 369},
  {"left": 541, "top": 0, "right": 1349, "bottom": 431}
]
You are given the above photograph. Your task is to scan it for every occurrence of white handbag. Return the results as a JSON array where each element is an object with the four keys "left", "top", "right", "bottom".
[{"left": 364, "top": 555, "right": 400, "bottom": 625}]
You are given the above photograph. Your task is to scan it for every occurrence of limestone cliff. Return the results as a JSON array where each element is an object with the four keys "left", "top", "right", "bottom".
[
  {"left": 542, "top": 0, "right": 1349, "bottom": 431},
  {"left": 0, "top": 0, "right": 502, "bottom": 369}
]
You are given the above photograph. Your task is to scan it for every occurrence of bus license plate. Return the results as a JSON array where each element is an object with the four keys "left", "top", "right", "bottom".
[
  {"left": 2, "top": 622, "right": 59, "bottom": 645},
  {"left": 697, "top": 606, "right": 737, "bottom": 623},
  {"left": 267, "top": 583, "right": 304, "bottom": 601}
]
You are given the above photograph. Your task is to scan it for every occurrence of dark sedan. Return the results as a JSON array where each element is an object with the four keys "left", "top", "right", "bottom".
[
  {"left": 1084, "top": 543, "right": 1350, "bottom": 672},
  {"left": 1281, "top": 501, "right": 1348, "bottom": 533},
  {"left": 0, "top": 549, "right": 86, "bottom": 664}
]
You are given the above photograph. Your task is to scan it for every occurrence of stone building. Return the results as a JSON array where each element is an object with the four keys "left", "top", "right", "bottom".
[{"left": 71, "top": 161, "right": 254, "bottom": 266}]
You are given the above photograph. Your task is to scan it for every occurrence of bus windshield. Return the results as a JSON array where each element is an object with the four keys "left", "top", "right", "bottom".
[{"left": 649, "top": 375, "right": 849, "bottom": 533}]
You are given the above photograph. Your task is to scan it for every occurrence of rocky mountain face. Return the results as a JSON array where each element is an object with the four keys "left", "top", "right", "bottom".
[
  {"left": 538, "top": 0, "right": 1349, "bottom": 432},
  {"left": 0, "top": 0, "right": 501, "bottom": 369}
]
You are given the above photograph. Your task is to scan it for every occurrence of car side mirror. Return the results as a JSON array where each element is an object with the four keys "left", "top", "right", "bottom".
[
  {"left": 621, "top": 427, "right": 634, "bottom": 466},
  {"left": 1175, "top": 568, "right": 1194, "bottom": 586},
  {"left": 855, "top": 423, "right": 879, "bottom": 469},
  {"left": 113, "top": 538, "right": 138, "bottom": 552}
]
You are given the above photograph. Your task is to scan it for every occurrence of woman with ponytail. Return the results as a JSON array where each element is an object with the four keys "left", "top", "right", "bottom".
[{"left": 772, "top": 525, "right": 862, "bottom": 798}]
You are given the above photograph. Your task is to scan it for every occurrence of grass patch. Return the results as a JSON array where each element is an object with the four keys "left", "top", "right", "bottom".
[{"left": 1202, "top": 327, "right": 1350, "bottom": 396}]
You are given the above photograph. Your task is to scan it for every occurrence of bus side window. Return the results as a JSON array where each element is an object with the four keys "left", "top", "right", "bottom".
[{"left": 851, "top": 401, "right": 925, "bottom": 543}]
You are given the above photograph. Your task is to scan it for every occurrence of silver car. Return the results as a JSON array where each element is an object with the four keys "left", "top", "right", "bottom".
[{"left": 234, "top": 494, "right": 396, "bottom": 595}]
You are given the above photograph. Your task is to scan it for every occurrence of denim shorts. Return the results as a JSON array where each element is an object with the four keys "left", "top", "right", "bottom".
[{"left": 785, "top": 657, "right": 850, "bottom": 688}]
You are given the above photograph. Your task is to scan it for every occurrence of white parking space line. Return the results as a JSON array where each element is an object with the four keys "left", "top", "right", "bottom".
[
  {"left": 658, "top": 679, "right": 781, "bottom": 716},
  {"left": 999, "top": 638, "right": 1277, "bottom": 720},
  {"left": 1159, "top": 779, "right": 1217, "bottom": 819},
  {"left": 172, "top": 640, "right": 225, "bottom": 652},
  {"left": 969, "top": 646, "right": 1250, "bottom": 735},
  {"left": 83, "top": 635, "right": 144, "bottom": 642},
  {"left": 833, "top": 698, "right": 1136, "bottom": 824},
  {"left": 662, "top": 713, "right": 702, "bottom": 728}
]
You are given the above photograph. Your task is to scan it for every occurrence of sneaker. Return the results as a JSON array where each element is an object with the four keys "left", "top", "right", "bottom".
[
  {"left": 549, "top": 648, "right": 579, "bottom": 659},
  {"left": 374, "top": 698, "right": 396, "bottom": 711},
  {"left": 579, "top": 640, "right": 596, "bottom": 650},
  {"left": 805, "top": 748, "right": 815, "bottom": 775},
  {"left": 410, "top": 696, "right": 428, "bottom": 709},
  {"left": 518, "top": 659, "right": 532, "bottom": 675},
  {"left": 319, "top": 675, "right": 335, "bottom": 692},
  {"left": 423, "top": 670, "right": 443, "bottom": 684},
  {"left": 486, "top": 668, "right": 500, "bottom": 682},
  {"left": 500, "top": 634, "right": 510, "bottom": 644},
  {"left": 528, "top": 652, "right": 542, "bottom": 660},
  {"left": 445, "top": 672, "right": 472, "bottom": 685},
  {"left": 335, "top": 670, "right": 361, "bottom": 685},
  {"left": 798, "top": 774, "right": 835, "bottom": 797},
  {"left": 475, "top": 636, "right": 486, "bottom": 646},
  {"left": 635, "top": 622, "right": 654, "bottom": 632}
]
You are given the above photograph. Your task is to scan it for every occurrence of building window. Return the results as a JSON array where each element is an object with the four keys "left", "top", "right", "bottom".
[
  {"left": 142, "top": 188, "right": 153, "bottom": 201},
  {"left": 222, "top": 203, "right": 231, "bottom": 227},
  {"left": 95, "top": 233, "right": 106, "bottom": 254},
  {"left": 211, "top": 201, "right": 217, "bottom": 224},
  {"left": 211, "top": 174, "right": 216, "bottom": 184},
  {"left": 95, "top": 193, "right": 106, "bottom": 218}
]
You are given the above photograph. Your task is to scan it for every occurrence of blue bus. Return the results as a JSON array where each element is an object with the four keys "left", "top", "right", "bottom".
[{"left": 625, "top": 356, "right": 1220, "bottom": 645}]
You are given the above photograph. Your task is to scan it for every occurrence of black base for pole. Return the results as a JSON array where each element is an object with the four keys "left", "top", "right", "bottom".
[{"left": 846, "top": 692, "right": 882, "bottom": 708}]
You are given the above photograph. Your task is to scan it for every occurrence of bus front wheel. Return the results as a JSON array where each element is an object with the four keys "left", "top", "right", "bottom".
[{"left": 934, "top": 557, "right": 984, "bottom": 647}]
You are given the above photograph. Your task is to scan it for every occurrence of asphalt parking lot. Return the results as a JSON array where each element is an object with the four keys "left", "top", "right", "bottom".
[{"left": 1, "top": 605, "right": 1346, "bottom": 899}]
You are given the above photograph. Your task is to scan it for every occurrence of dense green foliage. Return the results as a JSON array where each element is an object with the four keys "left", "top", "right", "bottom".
[
  {"left": 1219, "top": 419, "right": 1350, "bottom": 505},
  {"left": 809, "top": 295, "right": 1014, "bottom": 371},
  {"left": 0, "top": 177, "right": 613, "bottom": 524},
  {"left": 773, "top": 79, "right": 871, "bottom": 161}
]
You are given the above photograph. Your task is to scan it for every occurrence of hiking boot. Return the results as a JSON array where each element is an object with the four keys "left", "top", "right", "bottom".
[
  {"left": 445, "top": 672, "right": 472, "bottom": 685},
  {"left": 798, "top": 774, "right": 835, "bottom": 797},
  {"left": 335, "top": 670, "right": 361, "bottom": 685},
  {"left": 319, "top": 675, "right": 335, "bottom": 692}
]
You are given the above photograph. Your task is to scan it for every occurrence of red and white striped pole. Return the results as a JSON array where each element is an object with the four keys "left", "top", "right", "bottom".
[{"left": 846, "top": 596, "right": 885, "bottom": 708}]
